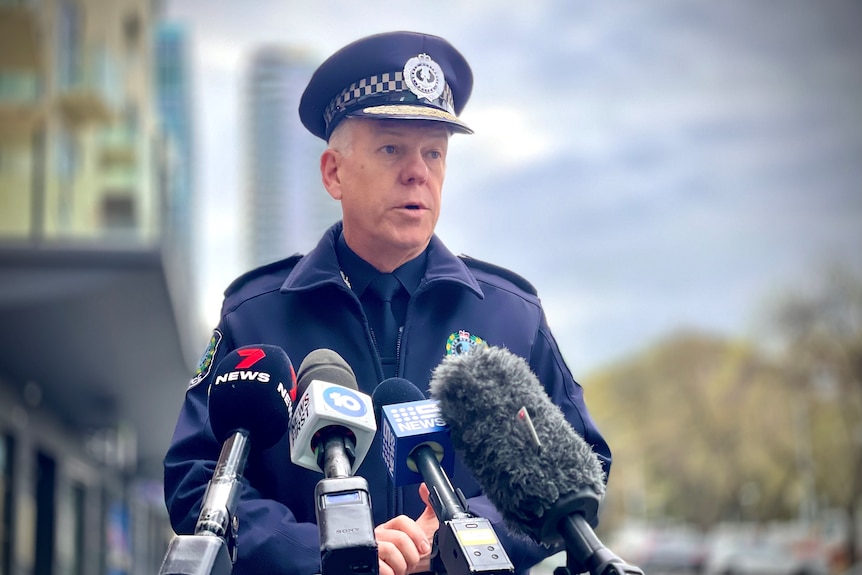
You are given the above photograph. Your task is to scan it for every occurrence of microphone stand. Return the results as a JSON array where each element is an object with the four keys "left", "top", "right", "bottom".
[
  {"left": 557, "top": 514, "right": 644, "bottom": 575},
  {"left": 540, "top": 489, "right": 644, "bottom": 575},
  {"left": 158, "top": 431, "right": 249, "bottom": 575}
]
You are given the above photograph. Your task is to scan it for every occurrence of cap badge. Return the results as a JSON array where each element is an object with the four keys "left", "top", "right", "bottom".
[{"left": 404, "top": 53, "right": 445, "bottom": 102}]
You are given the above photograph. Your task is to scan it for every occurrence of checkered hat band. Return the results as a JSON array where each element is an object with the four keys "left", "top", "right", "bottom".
[{"left": 324, "top": 71, "right": 455, "bottom": 127}]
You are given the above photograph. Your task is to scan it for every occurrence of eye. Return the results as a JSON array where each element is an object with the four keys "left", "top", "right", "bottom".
[
  {"left": 427, "top": 149, "right": 444, "bottom": 160},
  {"left": 381, "top": 145, "right": 397, "bottom": 155}
]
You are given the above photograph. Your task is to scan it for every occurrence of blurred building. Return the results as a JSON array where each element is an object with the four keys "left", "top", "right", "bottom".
[
  {"left": 0, "top": 0, "right": 200, "bottom": 573},
  {"left": 154, "top": 22, "right": 195, "bottom": 301},
  {"left": 242, "top": 46, "right": 340, "bottom": 270}
]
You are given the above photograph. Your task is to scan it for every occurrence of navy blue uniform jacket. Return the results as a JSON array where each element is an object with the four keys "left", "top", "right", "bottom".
[{"left": 164, "top": 222, "right": 612, "bottom": 574}]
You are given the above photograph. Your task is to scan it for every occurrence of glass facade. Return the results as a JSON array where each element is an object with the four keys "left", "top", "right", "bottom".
[
  {"left": 0, "top": 0, "right": 169, "bottom": 245},
  {"left": 0, "top": 0, "right": 192, "bottom": 572}
]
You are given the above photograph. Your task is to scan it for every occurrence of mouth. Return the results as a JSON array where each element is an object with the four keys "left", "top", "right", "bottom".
[{"left": 401, "top": 203, "right": 424, "bottom": 211}]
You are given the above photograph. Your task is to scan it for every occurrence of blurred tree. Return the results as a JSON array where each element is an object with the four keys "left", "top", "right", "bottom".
[
  {"left": 588, "top": 330, "right": 808, "bottom": 532},
  {"left": 767, "top": 266, "right": 862, "bottom": 563}
]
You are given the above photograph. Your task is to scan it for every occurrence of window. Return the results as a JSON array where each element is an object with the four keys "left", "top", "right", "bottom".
[
  {"left": 123, "top": 13, "right": 141, "bottom": 53},
  {"left": 101, "top": 195, "right": 136, "bottom": 231},
  {"left": 55, "top": 128, "right": 78, "bottom": 229},
  {"left": 56, "top": 1, "right": 81, "bottom": 89},
  {"left": 0, "top": 433, "right": 14, "bottom": 575},
  {"left": 70, "top": 483, "right": 85, "bottom": 575},
  {"left": 34, "top": 451, "right": 56, "bottom": 575}
]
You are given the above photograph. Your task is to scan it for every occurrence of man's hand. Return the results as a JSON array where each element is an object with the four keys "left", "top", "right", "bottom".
[{"left": 375, "top": 483, "right": 439, "bottom": 575}]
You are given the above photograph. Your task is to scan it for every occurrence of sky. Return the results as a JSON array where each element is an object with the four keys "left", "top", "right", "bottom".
[{"left": 166, "top": 0, "right": 862, "bottom": 376}]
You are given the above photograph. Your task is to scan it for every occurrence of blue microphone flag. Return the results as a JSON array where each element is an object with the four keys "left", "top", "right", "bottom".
[{"left": 380, "top": 398, "right": 454, "bottom": 486}]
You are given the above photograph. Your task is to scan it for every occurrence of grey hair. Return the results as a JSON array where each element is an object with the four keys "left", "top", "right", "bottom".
[{"left": 327, "top": 119, "right": 355, "bottom": 156}]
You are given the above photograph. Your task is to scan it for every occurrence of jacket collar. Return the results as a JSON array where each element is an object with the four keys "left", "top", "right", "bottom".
[{"left": 280, "top": 221, "right": 484, "bottom": 298}]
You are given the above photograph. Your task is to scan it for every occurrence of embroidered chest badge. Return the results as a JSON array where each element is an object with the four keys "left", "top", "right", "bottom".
[{"left": 445, "top": 329, "right": 486, "bottom": 356}]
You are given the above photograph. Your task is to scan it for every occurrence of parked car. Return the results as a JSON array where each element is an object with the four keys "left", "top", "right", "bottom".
[
  {"left": 620, "top": 527, "right": 708, "bottom": 574},
  {"left": 704, "top": 536, "right": 829, "bottom": 575},
  {"left": 639, "top": 535, "right": 708, "bottom": 573}
]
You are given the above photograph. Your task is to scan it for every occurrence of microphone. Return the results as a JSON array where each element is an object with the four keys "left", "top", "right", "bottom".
[
  {"left": 373, "top": 377, "right": 514, "bottom": 575},
  {"left": 159, "top": 344, "right": 296, "bottom": 575},
  {"left": 429, "top": 345, "right": 644, "bottom": 575},
  {"left": 289, "top": 348, "right": 376, "bottom": 475},
  {"left": 289, "top": 349, "right": 378, "bottom": 575},
  {"left": 372, "top": 378, "right": 457, "bottom": 509}
]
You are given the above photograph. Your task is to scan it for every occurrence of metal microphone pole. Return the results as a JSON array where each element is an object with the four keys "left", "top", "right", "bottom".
[{"left": 158, "top": 431, "right": 250, "bottom": 575}]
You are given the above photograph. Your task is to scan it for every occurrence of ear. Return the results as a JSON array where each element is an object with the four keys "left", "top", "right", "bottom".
[{"left": 321, "top": 148, "right": 343, "bottom": 200}]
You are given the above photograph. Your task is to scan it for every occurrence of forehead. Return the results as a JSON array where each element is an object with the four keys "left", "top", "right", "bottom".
[{"left": 351, "top": 118, "right": 451, "bottom": 140}]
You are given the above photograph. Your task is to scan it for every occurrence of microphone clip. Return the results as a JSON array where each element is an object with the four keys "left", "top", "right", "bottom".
[
  {"left": 158, "top": 534, "right": 234, "bottom": 575},
  {"left": 429, "top": 515, "right": 514, "bottom": 575},
  {"left": 315, "top": 476, "right": 377, "bottom": 575},
  {"left": 530, "top": 488, "right": 601, "bottom": 545}
]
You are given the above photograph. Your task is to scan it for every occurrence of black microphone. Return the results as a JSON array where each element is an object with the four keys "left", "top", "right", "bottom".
[
  {"left": 290, "top": 349, "right": 378, "bottom": 575},
  {"left": 429, "top": 345, "right": 644, "bottom": 575},
  {"left": 373, "top": 377, "right": 514, "bottom": 575},
  {"left": 159, "top": 344, "right": 296, "bottom": 575}
]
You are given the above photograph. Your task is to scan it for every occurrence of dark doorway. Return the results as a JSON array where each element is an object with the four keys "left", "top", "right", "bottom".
[{"left": 35, "top": 450, "right": 56, "bottom": 575}]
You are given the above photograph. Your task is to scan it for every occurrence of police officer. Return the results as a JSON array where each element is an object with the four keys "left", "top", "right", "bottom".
[{"left": 164, "top": 31, "right": 612, "bottom": 575}]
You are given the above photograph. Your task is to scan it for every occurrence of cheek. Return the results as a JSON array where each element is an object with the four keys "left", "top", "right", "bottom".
[
  {"left": 430, "top": 180, "right": 444, "bottom": 209},
  {"left": 350, "top": 165, "right": 383, "bottom": 198}
]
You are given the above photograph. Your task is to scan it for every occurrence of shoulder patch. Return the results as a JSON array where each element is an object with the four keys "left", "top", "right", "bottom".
[
  {"left": 224, "top": 253, "right": 303, "bottom": 298},
  {"left": 458, "top": 255, "right": 538, "bottom": 296},
  {"left": 188, "top": 329, "right": 222, "bottom": 390}
]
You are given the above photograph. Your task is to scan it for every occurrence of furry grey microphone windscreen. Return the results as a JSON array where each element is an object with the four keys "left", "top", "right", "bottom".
[{"left": 428, "top": 345, "right": 606, "bottom": 537}]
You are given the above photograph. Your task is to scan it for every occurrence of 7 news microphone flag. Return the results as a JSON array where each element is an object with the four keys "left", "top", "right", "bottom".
[{"left": 159, "top": 344, "right": 295, "bottom": 575}]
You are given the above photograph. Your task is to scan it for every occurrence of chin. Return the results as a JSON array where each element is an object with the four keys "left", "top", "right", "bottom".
[{"left": 392, "top": 230, "right": 432, "bottom": 252}]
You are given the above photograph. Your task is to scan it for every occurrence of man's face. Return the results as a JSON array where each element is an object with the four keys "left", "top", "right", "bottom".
[{"left": 324, "top": 119, "right": 450, "bottom": 270}]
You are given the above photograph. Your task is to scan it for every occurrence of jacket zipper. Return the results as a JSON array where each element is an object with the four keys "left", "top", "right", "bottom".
[{"left": 395, "top": 326, "right": 403, "bottom": 375}]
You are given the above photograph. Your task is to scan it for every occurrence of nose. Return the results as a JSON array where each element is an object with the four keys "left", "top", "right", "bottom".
[{"left": 401, "top": 150, "right": 428, "bottom": 185}]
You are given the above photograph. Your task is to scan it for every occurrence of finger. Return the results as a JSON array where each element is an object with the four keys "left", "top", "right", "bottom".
[
  {"left": 416, "top": 483, "right": 439, "bottom": 536},
  {"left": 377, "top": 556, "right": 395, "bottom": 575},
  {"left": 376, "top": 523, "right": 423, "bottom": 573},
  {"left": 378, "top": 515, "right": 431, "bottom": 557},
  {"left": 418, "top": 501, "right": 437, "bottom": 525},
  {"left": 376, "top": 539, "right": 408, "bottom": 575}
]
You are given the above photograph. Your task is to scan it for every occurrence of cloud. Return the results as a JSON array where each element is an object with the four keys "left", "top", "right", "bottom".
[
  {"left": 169, "top": 0, "right": 862, "bottom": 371},
  {"left": 457, "top": 105, "right": 557, "bottom": 170},
  {"left": 194, "top": 35, "right": 246, "bottom": 75}
]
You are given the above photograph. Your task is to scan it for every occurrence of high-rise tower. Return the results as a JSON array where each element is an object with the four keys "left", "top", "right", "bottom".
[{"left": 242, "top": 46, "right": 340, "bottom": 270}]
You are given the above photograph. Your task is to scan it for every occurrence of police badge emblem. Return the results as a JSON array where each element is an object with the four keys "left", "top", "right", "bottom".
[
  {"left": 445, "top": 329, "right": 486, "bottom": 356},
  {"left": 403, "top": 53, "right": 445, "bottom": 102}
]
